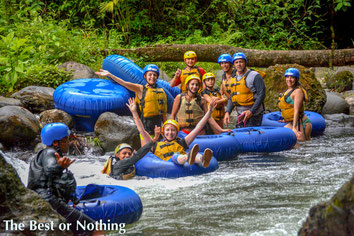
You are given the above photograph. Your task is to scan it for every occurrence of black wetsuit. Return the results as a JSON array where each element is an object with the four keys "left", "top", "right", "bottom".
[
  {"left": 27, "top": 147, "right": 95, "bottom": 236},
  {"left": 110, "top": 141, "right": 154, "bottom": 179}
]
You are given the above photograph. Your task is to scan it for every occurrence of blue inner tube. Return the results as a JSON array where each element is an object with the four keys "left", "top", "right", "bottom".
[
  {"left": 102, "top": 54, "right": 178, "bottom": 112},
  {"left": 135, "top": 153, "right": 218, "bottom": 178},
  {"left": 262, "top": 111, "right": 326, "bottom": 136},
  {"left": 178, "top": 131, "right": 241, "bottom": 161},
  {"left": 74, "top": 184, "right": 142, "bottom": 224},
  {"left": 53, "top": 78, "right": 130, "bottom": 131},
  {"left": 227, "top": 127, "right": 297, "bottom": 153}
]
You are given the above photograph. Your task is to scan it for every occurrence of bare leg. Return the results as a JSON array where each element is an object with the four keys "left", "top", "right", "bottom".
[
  {"left": 305, "top": 122, "right": 312, "bottom": 140},
  {"left": 176, "top": 154, "right": 188, "bottom": 165}
]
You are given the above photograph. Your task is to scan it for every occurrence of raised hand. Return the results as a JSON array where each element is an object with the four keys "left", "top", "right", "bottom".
[
  {"left": 95, "top": 69, "right": 110, "bottom": 77},
  {"left": 55, "top": 152, "right": 76, "bottom": 169},
  {"left": 175, "top": 68, "right": 181, "bottom": 78},
  {"left": 152, "top": 125, "right": 161, "bottom": 143},
  {"left": 207, "top": 98, "right": 217, "bottom": 113},
  {"left": 126, "top": 97, "right": 138, "bottom": 113}
]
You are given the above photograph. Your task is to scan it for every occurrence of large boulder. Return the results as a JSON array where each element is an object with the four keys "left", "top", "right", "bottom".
[
  {"left": 58, "top": 61, "right": 97, "bottom": 80},
  {"left": 39, "top": 109, "right": 73, "bottom": 128},
  {"left": 322, "top": 91, "right": 350, "bottom": 114},
  {"left": 298, "top": 175, "right": 354, "bottom": 236},
  {"left": 94, "top": 112, "right": 140, "bottom": 152},
  {"left": 343, "top": 90, "right": 354, "bottom": 115},
  {"left": 0, "top": 106, "right": 41, "bottom": 149},
  {"left": 10, "top": 86, "right": 55, "bottom": 113},
  {"left": 0, "top": 96, "right": 22, "bottom": 108},
  {"left": 326, "top": 70, "right": 353, "bottom": 92},
  {"left": 0, "top": 151, "right": 70, "bottom": 235},
  {"left": 263, "top": 64, "right": 326, "bottom": 113}
]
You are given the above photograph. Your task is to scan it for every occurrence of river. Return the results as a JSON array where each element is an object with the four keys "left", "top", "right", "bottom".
[{"left": 5, "top": 124, "right": 354, "bottom": 235}]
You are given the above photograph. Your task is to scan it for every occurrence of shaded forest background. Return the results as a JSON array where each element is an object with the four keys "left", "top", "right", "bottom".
[{"left": 0, "top": 0, "right": 353, "bottom": 95}]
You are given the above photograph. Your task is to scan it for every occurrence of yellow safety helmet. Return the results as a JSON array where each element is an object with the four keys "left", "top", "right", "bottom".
[
  {"left": 184, "top": 51, "right": 197, "bottom": 59},
  {"left": 114, "top": 143, "right": 133, "bottom": 155},
  {"left": 202, "top": 72, "right": 216, "bottom": 82},
  {"left": 185, "top": 74, "right": 201, "bottom": 87},
  {"left": 162, "top": 119, "right": 180, "bottom": 133}
]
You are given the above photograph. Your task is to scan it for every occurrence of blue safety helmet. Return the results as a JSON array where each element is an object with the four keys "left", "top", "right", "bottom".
[
  {"left": 41, "top": 123, "right": 70, "bottom": 146},
  {"left": 143, "top": 64, "right": 160, "bottom": 77},
  {"left": 232, "top": 52, "right": 247, "bottom": 64},
  {"left": 284, "top": 68, "right": 300, "bottom": 79},
  {"left": 218, "top": 54, "right": 233, "bottom": 64}
]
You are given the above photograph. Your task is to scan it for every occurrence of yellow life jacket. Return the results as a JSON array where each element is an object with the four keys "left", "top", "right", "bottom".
[
  {"left": 278, "top": 86, "right": 308, "bottom": 122},
  {"left": 154, "top": 139, "right": 186, "bottom": 161},
  {"left": 222, "top": 79, "right": 231, "bottom": 98},
  {"left": 135, "top": 85, "right": 167, "bottom": 118},
  {"left": 180, "top": 67, "right": 202, "bottom": 93},
  {"left": 221, "top": 71, "right": 233, "bottom": 98},
  {"left": 176, "top": 94, "right": 204, "bottom": 129},
  {"left": 101, "top": 156, "right": 113, "bottom": 175},
  {"left": 202, "top": 88, "right": 225, "bottom": 121},
  {"left": 230, "top": 70, "right": 254, "bottom": 106},
  {"left": 101, "top": 156, "right": 136, "bottom": 180}
]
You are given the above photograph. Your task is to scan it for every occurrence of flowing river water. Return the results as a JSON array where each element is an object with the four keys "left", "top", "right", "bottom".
[{"left": 4, "top": 123, "right": 354, "bottom": 235}]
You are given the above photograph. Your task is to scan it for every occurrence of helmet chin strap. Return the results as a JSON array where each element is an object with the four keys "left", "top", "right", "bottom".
[
  {"left": 187, "top": 85, "right": 198, "bottom": 95},
  {"left": 206, "top": 84, "right": 213, "bottom": 90},
  {"left": 163, "top": 133, "right": 174, "bottom": 142},
  {"left": 147, "top": 82, "right": 157, "bottom": 88}
]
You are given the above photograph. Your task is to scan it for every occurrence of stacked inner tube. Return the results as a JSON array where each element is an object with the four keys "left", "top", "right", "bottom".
[
  {"left": 102, "top": 54, "right": 179, "bottom": 112},
  {"left": 135, "top": 153, "right": 218, "bottom": 178},
  {"left": 262, "top": 111, "right": 326, "bottom": 136},
  {"left": 74, "top": 184, "right": 142, "bottom": 224},
  {"left": 53, "top": 79, "right": 130, "bottom": 131}
]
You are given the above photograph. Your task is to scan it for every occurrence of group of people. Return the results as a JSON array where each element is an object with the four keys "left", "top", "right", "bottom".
[
  {"left": 27, "top": 50, "right": 313, "bottom": 235},
  {"left": 95, "top": 50, "right": 313, "bottom": 180}
]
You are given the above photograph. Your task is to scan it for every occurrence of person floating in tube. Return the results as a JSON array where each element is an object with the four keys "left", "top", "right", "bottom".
[
  {"left": 278, "top": 68, "right": 312, "bottom": 141},
  {"left": 127, "top": 97, "right": 216, "bottom": 168},
  {"left": 95, "top": 64, "right": 167, "bottom": 144},
  {"left": 102, "top": 128, "right": 160, "bottom": 180}
]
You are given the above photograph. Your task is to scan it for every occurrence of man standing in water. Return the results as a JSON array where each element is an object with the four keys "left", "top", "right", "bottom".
[
  {"left": 27, "top": 123, "right": 104, "bottom": 236},
  {"left": 224, "top": 52, "right": 266, "bottom": 127}
]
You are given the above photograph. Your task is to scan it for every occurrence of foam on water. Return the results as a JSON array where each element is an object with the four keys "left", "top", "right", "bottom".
[{"left": 3, "top": 127, "right": 354, "bottom": 235}]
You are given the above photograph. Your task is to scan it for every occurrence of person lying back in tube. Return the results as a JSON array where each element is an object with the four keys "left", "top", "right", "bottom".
[
  {"left": 127, "top": 97, "right": 216, "bottom": 168},
  {"left": 102, "top": 128, "right": 160, "bottom": 180}
]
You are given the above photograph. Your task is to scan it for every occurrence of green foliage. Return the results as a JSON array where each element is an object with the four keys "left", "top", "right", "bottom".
[
  {"left": 334, "top": 0, "right": 351, "bottom": 12},
  {"left": 18, "top": 65, "right": 73, "bottom": 90},
  {"left": 0, "top": 0, "right": 351, "bottom": 97},
  {"left": 326, "top": 71, "right": 354, "bottom": 92},
  {"left": 0, "top": 31, "right": 33, "bottom": 93}
]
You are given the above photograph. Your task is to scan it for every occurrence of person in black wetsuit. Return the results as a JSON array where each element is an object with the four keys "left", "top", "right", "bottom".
[
  {"left": 27, "top": 122, "right": 104, "bottom": 236},
  {"left": 101, "top": 140, "right": 157, "bottom": 180}
]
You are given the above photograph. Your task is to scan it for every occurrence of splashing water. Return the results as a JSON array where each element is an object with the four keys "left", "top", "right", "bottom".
[{"left": 5, "top": 126, "right": 354, "bottom": 235}]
